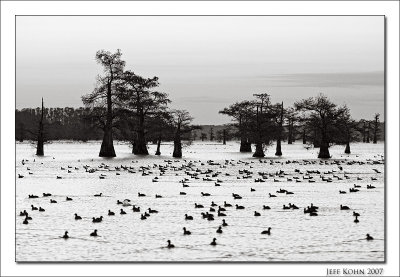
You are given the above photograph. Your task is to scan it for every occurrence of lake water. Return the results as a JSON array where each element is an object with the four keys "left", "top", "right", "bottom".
[{"left": 16, "top": 141, "right": 384, "bottom": 262}]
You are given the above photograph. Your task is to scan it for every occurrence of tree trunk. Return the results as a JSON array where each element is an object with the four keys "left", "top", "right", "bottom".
[
  {"left": 173, "top": 124, "right": 182, "bottom": 158},
  {"left": 36, "top": 98, "right": 44, "bottom": 156},
  {"left": 288, "top": 122, "right": 293, "bottom": 144},
  {"left": 222, "top": 129, "right": 226, "bottom": 145},
  {"left": 240, "top": 138, "right": 252, "bottom": 152},
  {"left": 155, "top": 135, "right": 161, "bottom": 155},
  {"left": 99, "top": 82, "right": 116, "bottom": 157},
  {"left": 366, "top": 122, "right": 370, "bottom": 143},
  {"left": 253, "top": 106, "right": 264, "bottom": 157},
  {"left": 344, "top": 141, "right": 351, "bottom": 154},
  {"left": 134, "top": 109, "right": 149, "bottom": 155},
  {"left": 318, "top": 133, "right": 330, "bottom": 158},
  {"left": 275, "top": 102, "right": 283, "bottom": 156},
  {"left": 239, "top": 116, "right": 252, "bottom": 152},
  {"left": 275, "top": 139, "right": 282, "bottom": 156},
  {"left": 302, "top": 129, "right": 306, "bottom": 144}
]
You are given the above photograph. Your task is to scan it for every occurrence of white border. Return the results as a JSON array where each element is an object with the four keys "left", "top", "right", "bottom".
[{"left": 1, "top": 1, "right": 399, "bottom": 276}]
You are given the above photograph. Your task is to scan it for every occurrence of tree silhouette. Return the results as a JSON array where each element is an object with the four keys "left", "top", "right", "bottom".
[{"left": 82, "top": 49, "right": 126, "bottom": 157}]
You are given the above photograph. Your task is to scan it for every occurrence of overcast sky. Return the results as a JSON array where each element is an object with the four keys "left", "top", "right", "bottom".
[{"left": 16, "top": 16, "right": 384, "bottom": 124}]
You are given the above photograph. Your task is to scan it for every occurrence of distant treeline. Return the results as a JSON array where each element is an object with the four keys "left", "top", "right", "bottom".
[{"left": 15, "top": 107, "right": 384, "bottom": 143}]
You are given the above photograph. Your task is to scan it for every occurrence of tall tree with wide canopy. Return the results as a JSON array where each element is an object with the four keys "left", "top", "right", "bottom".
[
  {"left": 295, "top": 94, "right": 348, "bottom": 158},
  {"left": 121, "top": 71, "right": 170, "bottom": 155},
  {"left": 171, "top": 109, "right": 193, "bottom": 158},
  {"left": 82, "top": 49, "right": 125, "bottom": 157},
  {"left": 219, "top": 101, "right": 253, "bottom": 152}
]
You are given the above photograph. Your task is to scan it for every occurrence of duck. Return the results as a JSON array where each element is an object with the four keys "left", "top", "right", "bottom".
[
  {"left": 31, "top": 205, "right": 38, "bottom": 211},
  {"left": 218, "top": 211, "right": 226, "bottom": 217},
  {"left": 283, "top": 205, "right": 291, "bottom": 210},
  {"left": 224, "top": 201, "right": 232, "bottom": 207},
  {"left": 367, "top": 184, "right": 376, "bottom": 189},
  {"left": 117, "top": 200, "right": 123, "bottom": 204},
  {"left": 94, "top": 193, "right": 102, "bottom": 197},
  {"left": 138, "top": 192, "right": 146, "bottom": 197},
  {"left": 354, "top": 216, "right": 359, "bottom": 223},
  {"left": 66, "top": 197, "right": 73, "bottom": 201},
  {"left": 132, "top": 206, "right": 140, "bottom": 212},
  {"left": 50, "top": 199, "right": 57, "bottom": 203},
  {"left": 167, "top": 240, "right": 175, "bottom": 248},
  {"left": 183, "top": 227, "right": 191, "bottom": 235},
  {"left": 222, "top": 219, "right": 228, "bottom": 226},
  {"left": 19, "top": 210, "right": 27, "bottom": 216},
  {"left": 74, "top": 213, "right": 82, "bottom": 220},
  {"left": 263, "top": 205, "right": 271, "bottom": 210},
  {"left": 185, "top": 214, "right": 193, "bottom": 220},
  {"left": 39, "top": 207, "right": 45, "bottom": 212},
  {"left": 92, "top": 216, "right": 103, "bottom": 223},
  {"left": 218, "top": 206, "right": 226, "bottom": 212},
  {"left": 211, "top": 201, "right": 218, "bottom": 207},
  {"left": 309, "top": 212, "right": 318, "bottom": 216},
  {"left": 108, "top": 210, "right": 115, "bottom": 216},
  {"left": 148, "top": 208, "right": 158, "bottom": 214},
  {"left": 216, "top": 226, "right": 223, "bottom": 234},
  {"left": 235, "top": 204, "right": 245, "bottom": 210},
  {"left": 209, "top": 207, "right": 215, "bottom": 212},
  {"left": 339, "top": 190, "right": 347, "bottom": 194},
  {"left": 62, "top": 231, "right": 69, "bottom": 239},
  {"left": 210, "top": 238, "right": 217, "bottom": 246},
  {"left": 179, "top": 192, "right": 187, "bottom": 195},
  {"left": 254, "top": 211, "right": 261, "bottom": 216},
  {"left": 340, "top": 205, "right": 350, "bottom": 210},
  {"left": 261, "top": 227, "right": 271, "bottom": 235},
  {"left": 366, "top": 234, "right": 374, "bottom": 240},
  {"left": 120, "top": 209, "right": 126, "bottom": 215},
  {"left": 90, "top": 229, "right": 98, "bottom": 237},
  {"left": 56, "top": 176, "right": 62, "bottom": 179},
  {"left": 23, "top": 218, "right": 29, "bottom": 224},
  {"left": 140, "top": 214, "right": 147, "bottom": 220},
  {"left": 269, "top": 193, "right": 277, "bottom": 198},
  {"left": 155, "top": 194, "right": 162, "bottom": 198},
  {"left": 43, "top": 193, "right": 51, "bottom": 197},
  {"left": 195, "top": 203, "right": 204, "bottom": 208},
  {"left": 353, "top": 211, "right": 360, "bottom": 217},
  {"left": 201, "top": 192, "right": 211, "bottom": 196},
  {"left": 286, "top": 191, "right": 294, "bottom": 195},
  {"left": 250, "top": 188, "right": 256, "bottom": 192}
]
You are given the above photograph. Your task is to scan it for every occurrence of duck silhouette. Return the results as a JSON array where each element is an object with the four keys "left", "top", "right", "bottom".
[
  {"left": 74, "top": 213, "right": 82, "bottom": 220},
  {"left": 366, "top": 234, "right": 374, "bottom": 240},
  {"left": 216, "top": 226, "right": 223, "bottom": 233},
  {"left": 261, "top": 227, "right": 271, "bottom": 235},
  {"left": 108, "top": 210, "right": 115, "bottom": 216},
  {"left": 62, "top": 231, "right": 69, "bottom": 239},
  {"left": 254, "top": 211, "right": 261, "bottom": 216},
  {"left": 183, "top": 227, "right": 191, "bottom": 235},
  {"left": 167, "top": 240, "right": 175, "bottom": 248},
  {"left": 210, "top": 238, "right": 217, "bottom": 246},
  {"left": 90, "top": 229, "right": 98, "bottom": 237},
  {"left": 185, "top": 214, "right": 193, "bottom": 220},
  {"left": 222, "top": 219, "right": 228, "bottom": 226}
]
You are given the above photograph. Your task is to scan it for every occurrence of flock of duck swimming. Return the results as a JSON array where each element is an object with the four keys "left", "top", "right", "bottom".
[{"left": 19, "top": 154, "right": 383, "bottom": 249}]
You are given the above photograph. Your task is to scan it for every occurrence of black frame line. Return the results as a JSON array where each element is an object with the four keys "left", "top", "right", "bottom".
[{"left": 13, "top": 14, "right": 387, "bottom": 265}]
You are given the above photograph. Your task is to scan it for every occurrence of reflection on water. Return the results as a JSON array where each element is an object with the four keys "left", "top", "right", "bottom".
[{"left": 16, "top": 141, "right": 384, "bottom": 262}]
